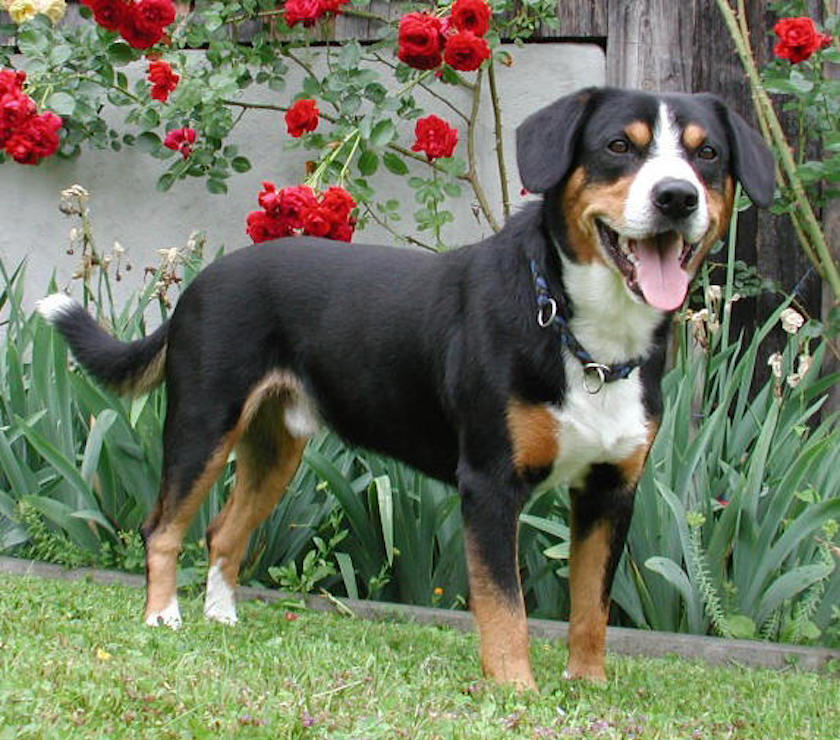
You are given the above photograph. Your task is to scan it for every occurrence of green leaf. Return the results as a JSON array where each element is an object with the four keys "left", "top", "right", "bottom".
[
  {"left": 231, "top": 156, "right": 251, "bottom": 173},
  {"left": 335, "top": 552, "right": 359, "bottom": 600},
  {"left": 135, "top": 131, "right": 161, "bottom": 153},
  {"left": 358, "top": 149, "right": 379, "bottom": 176},
  {"left": 720, "top": 614, "right": 756, "bottom": 639},
  {"left": 369, "top": 120, "right": 396, "bottom": 148},
  {"left": 156, "top": 173, "right": 175, "bottom": 192},
  {"left": 382, "top": 152, "right": 409, "bottom": 176},
  {"left": 81, "top": 410, "right": 118, "bottom": 488},
  {"left": 107, "top": 41, "right": 135, "bottom": 64},
  {"left": 373, "top": 475, "right": 394, "bottom": 566},
  {"left": 645, "top": 556, "right": 697, "bottom": 610},
  {"left": 207, "top": 178, "right": 228, "bottom": 195}
]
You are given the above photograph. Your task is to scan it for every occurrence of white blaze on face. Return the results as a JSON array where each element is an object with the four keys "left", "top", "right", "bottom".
[
  {"left": 204, "top": 559, "right": 238, "bottom": 625},
  {"left": 623, "top": 103, "right": 709, "bottom": 243}
]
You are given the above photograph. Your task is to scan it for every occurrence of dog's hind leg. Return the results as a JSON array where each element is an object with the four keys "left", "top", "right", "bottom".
[
  {"left": 142, "top": 410, "right": 238, "bottom": 629},
  {"left": 204, "top": 394, "right": 308, "bottom": 624},
  {"left": 459, "top": 465, "right": 536, "bottom": 690}
]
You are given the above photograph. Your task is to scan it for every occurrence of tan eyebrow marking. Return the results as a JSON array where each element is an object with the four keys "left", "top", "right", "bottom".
[
  {"left": 682, "top": 123, "right": 707, "bottom": 150},
  {"left": 624, "top": 121, "right": 652, "bottom": 148}
]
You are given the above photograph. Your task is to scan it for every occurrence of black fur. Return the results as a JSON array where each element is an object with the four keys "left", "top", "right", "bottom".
[{"left": 44, "top": 87, "right": 775, "bottom": 622}]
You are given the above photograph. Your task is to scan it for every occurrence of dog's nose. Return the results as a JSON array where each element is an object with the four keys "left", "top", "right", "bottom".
[{"left": 651, "top": 178, "right": 699, "bottom": 220}]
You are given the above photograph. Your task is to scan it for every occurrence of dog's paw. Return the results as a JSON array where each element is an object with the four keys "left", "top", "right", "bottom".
[
  {"left": 145, "top": 598, "right": 182, "bottom": 629},
  {"left": 203, "top": 561, "right": 238, "bottom": 625}
]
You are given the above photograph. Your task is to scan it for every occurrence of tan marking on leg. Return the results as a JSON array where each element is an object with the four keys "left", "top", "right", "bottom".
[
  {"left": 561, "top": 167, "right": 634, "bottom": 264},
  {"left": 624, "top": 120, "right": 652, "bottom": 149},
  {"left": 208, "top": 433, "right": 307, "bottom": 589},
  {"left": 205, "top": 392, "right": 307, "bottom": 623},
  {"left": 682, "top": 123, "right": 707, "bottom": 150},
  {"left": 465, "top": 532, "right": 536, "bottom": 690},
  {"left": 566, "top": 520, "right": 611, "bottom": 681},
  {"left": 506, "top": 399, "right": 559, "bottom": 473},
  {"left": 145, "top": 436, "right": 235, "bottom": 622},
  {"left": 615, "top": 422, "right": 659, "bottom": 486}
]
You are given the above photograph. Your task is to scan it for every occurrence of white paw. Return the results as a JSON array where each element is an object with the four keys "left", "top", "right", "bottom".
[
  {"left": 204, "top": 561, "right": 238, "bottom": 625},
  {"left": 145, "top": 598, "right": 182, "bottom": 629}
]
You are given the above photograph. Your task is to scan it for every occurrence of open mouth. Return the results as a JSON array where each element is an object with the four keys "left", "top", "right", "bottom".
[{"left": 596, "top": 220, "right": 698, "bottom": 312}]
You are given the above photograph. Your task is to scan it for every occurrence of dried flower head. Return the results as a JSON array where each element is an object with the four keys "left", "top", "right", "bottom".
[{"left": 780, "top": 307, "right": 804, "bottom": 334}]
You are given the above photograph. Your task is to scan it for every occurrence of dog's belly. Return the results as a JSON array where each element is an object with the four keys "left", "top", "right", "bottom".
[{"left": 544, "top": 368, "right": 650, "bottom": 489}]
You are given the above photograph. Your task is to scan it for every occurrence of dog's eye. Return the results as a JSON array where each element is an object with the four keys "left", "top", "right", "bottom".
[
  {"left": 607, "top": 139, "right": 630, "bottom": 154},
  {"left": 697, "top": 145, "right": 717, "bottom": 160}
]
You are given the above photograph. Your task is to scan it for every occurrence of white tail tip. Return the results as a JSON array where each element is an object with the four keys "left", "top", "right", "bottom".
[{"left": 36, "top": 293, "right": 78, "bottom": 323}]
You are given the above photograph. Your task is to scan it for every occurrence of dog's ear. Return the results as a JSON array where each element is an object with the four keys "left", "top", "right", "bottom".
[
  {"left": 516, "top": 88, "right": 595, "bottom": 193},
  {"left": 716, "top": 100, "right": 776, "bottom": 208}
]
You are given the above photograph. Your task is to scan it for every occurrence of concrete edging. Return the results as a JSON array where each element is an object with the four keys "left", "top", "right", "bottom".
[{"left": 2, "top": 556, "right": 838, "bottom": 673}]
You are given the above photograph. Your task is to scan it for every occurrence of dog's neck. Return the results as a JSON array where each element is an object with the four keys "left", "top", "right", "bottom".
[{"left": 541, "top": 206, "right": 667, "bottom": 365}]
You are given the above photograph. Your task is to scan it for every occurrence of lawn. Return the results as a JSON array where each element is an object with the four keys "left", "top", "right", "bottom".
[{"left": 0, "top": 574, "right": 837, "bottom": 739}]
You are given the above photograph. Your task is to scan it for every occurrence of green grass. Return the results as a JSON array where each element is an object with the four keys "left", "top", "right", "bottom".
[{"left": 0, "top": 574, "right": 837, "bottom": 739}]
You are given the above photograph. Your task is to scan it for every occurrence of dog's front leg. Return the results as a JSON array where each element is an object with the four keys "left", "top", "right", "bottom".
[
  {"left": 459, "top": 464, "right": 536, "bottom": 690},
  {"left": 565, "top": 464, "right": 637, "bottom": 681}
]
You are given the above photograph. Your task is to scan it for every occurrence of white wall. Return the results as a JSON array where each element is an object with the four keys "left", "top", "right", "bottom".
[{"left": 0, "top": 44, "right": 604, "bottom": 310}]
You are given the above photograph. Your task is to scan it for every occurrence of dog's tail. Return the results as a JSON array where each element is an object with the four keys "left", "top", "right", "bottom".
[{"left": 37, "top": 294, "right": 169, "bottom": 395}]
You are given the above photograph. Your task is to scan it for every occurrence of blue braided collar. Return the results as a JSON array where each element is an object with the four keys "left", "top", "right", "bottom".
[{"left": 529, "top": 259, "right": 644, "bottom": 392}]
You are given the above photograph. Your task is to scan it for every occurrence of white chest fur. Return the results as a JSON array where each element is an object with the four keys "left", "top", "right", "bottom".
[
  {"left": 546, "top": 361, "right": 649, "bottom": 488},
  {"left": 540, "top": 254, "right": 663, "bottom": 489}
]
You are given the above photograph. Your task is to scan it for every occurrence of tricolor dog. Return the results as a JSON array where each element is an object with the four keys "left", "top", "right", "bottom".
[{"left": 39, "top": 87, "right": 774, "bottom": 688}]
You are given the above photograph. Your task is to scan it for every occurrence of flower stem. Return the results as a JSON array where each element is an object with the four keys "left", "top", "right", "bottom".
[
  {"left": 487, "top": 58, "right": 510, "bottom": 220},
  {"left": 717, "top": 0, "right": 840, "bottom": 301},
  {"left": 466, "top": 69, "right": 501, "bottom": 232}
]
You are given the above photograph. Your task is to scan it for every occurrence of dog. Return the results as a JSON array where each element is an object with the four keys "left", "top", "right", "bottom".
[{"left": 38, "top": 87, "right": 774, "bottom": 689}]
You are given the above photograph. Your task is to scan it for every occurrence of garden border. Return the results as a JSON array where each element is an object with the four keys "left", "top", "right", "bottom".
[{"left": 2, "top": 555, "right": 838, "bottom": 673}]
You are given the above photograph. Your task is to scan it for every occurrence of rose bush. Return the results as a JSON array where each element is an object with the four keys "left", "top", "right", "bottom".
[
  {"left": 0, "top": 0, "right": 549, "bottom": 247},
  {"left": 773, "top": 16, "right": 832, "bottom": 64}
]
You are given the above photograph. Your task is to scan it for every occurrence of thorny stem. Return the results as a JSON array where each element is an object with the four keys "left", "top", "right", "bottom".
[
  {"left": 221, "top": 98, "right": 467, "bottom": 180},
  {"left": 717, "top": 0, "right": 840, "bottom": 301},
  {"left": 373, "top": 53, "right": 470, "bottom": 123},
  {"left": 487, "top": 58, "right": 510, "bottom": 220},
  {"left": 467, "top": 69, "right": 501, "bottom": 232},
  {"left": 363, "top": 204, "right": 437, "bottom": 253}
]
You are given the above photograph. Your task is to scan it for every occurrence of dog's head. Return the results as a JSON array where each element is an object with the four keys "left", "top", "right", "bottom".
[{"left": 517, "top": 88, "right": 775, "bottom": 312}]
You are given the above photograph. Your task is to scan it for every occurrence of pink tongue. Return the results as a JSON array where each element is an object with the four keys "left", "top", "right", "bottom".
[{"left": 633, "top": 233, "right": 689, "bottom": 311}]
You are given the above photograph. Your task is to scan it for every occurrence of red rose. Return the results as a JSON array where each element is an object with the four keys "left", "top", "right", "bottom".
[
  {"left": 320, "top": 186, "right": 356, "bottom": 223},
  {"left": 320, "top": 0, "right": 351, "bottom": 14},
  {"left": 257, "top": 181, "right": 283, "bottom": 213},
  {"left": 4, "top": 111, "right": 62, "bottom": 165},
  {"left": 246, "top": 210, "right": 290, "bottom": 243},
  {"left": 285, "top": 99, "right": 320, "bottom": 137},
  {"left": 411, "top": 115, "right": 459, "bottom": 161},
  {"left": 397, "top": 13, "right": 445, "bottom": 70},
  {"left": 81, "top": 0, "right": 126, "bottom": 33},
  {"left": 119, "top": 0, "right": 176, "bottom": 49},
  {"left": 443, "top": 30, "right": 491, "bottom": 72},
  {"left": 163, "top": 127, "right": 196, "bottom": 158},
  {"left": 773, "top": 17, "right": 832, "bottom": 63},
  {"left": 284, "top": 0, "right": 324, "bottom": 27},
  {"left": 133, "top": 0, "right": 176, "bottom": 31},
  {"left": 0, "top": 69, "right": 26, "bottom": 97},
  {"left": 328, "top": 219, "right": 355, "bottom": 242},
  {"left": 0, "top": 91, "right": 37, "bottom": 145},
  {"left": 449, "top": 0, "right": 492, "bottom": 37},
  {"left": 277, "top": 185, "right": 318, "bottom": 230},
  {"left": 148, "top": 59, "right": 179, "bottom": 102},
  {"left": 301, "top": 205, "right": 334, "bottom": 237}
]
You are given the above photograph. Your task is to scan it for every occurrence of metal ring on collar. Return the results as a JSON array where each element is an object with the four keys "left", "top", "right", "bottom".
[
  {"left": 583, "top": 362, "right": 610, "bottom": 394},
  {"left": 536, "top": 298, "right": 558, "bottom": 328}
]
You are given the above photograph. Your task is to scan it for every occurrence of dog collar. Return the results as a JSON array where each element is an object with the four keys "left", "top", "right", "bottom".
[{"left": 529, "top": 259, "right": 644, "bottom": 393}]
